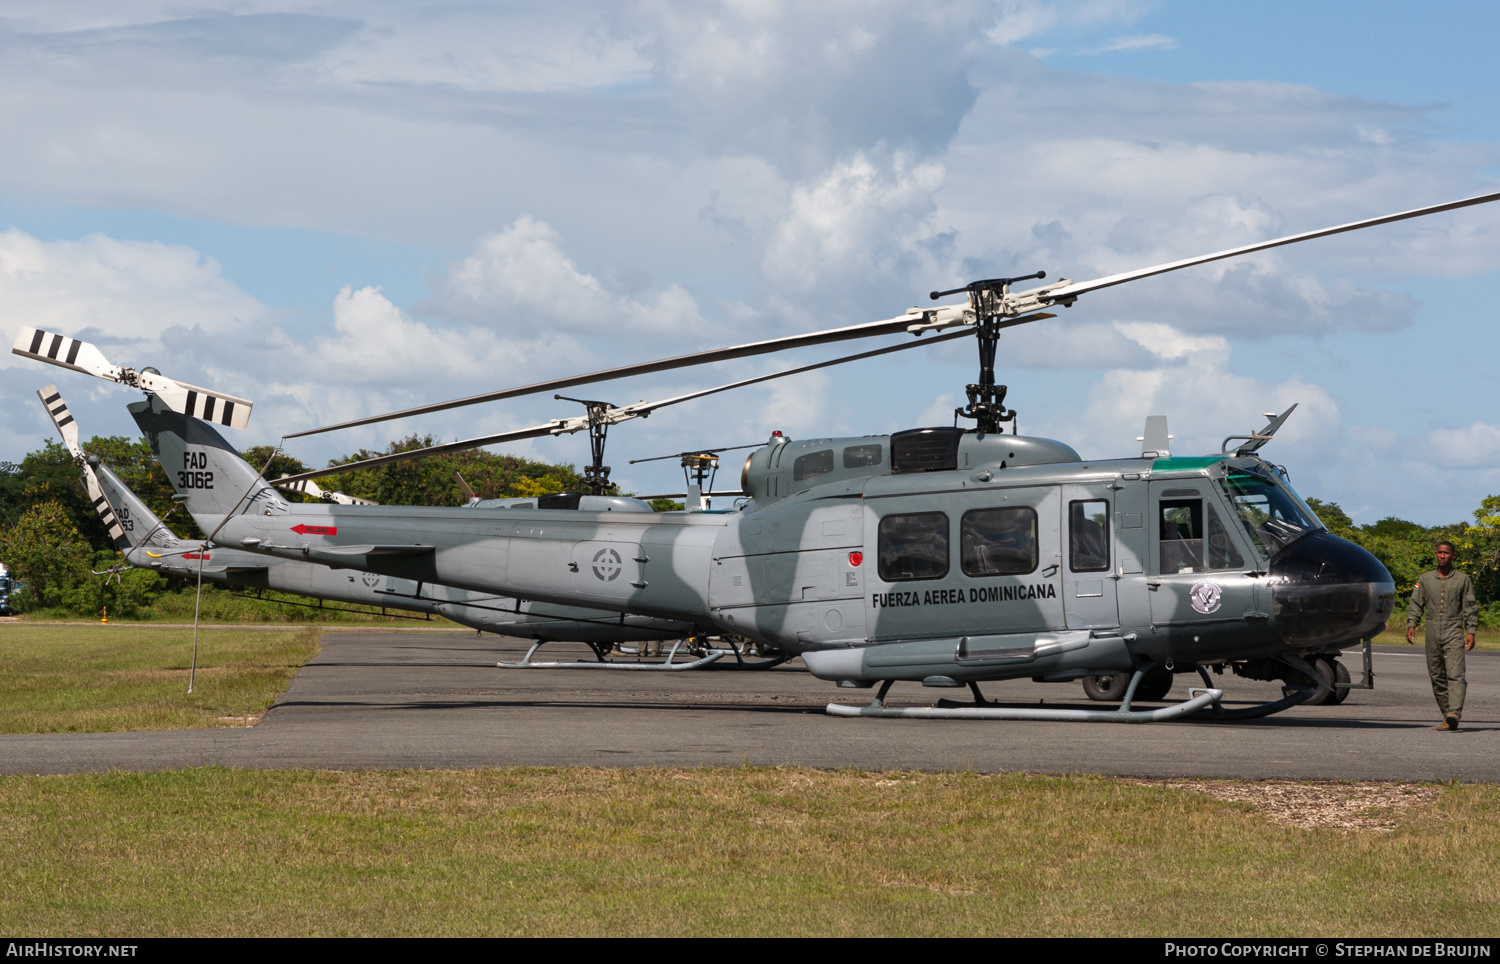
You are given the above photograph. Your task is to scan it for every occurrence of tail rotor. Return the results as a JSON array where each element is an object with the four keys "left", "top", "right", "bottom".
[{"left": 15, "top": 327, "right": 254, "bottom": 429}]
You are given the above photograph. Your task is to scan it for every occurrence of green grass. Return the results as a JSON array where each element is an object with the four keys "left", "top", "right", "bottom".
[
  {"left": 0, "top": 768, "right": 1494, "bottom": 937},
  {"left": 0, "top": 624, "right": 321, "bottom": 732},
  {"left": 1382, "top": 616, "right": 1500, "bottom": 650},
  {"left": 18, "top": 585, "right": 461, "bottom": 625}
]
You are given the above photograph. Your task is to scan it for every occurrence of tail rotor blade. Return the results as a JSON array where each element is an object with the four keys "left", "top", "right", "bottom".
[
  {"left": 36, "top": 384, "right": 82, "bottom": 459},
  {"left": 14, "top": 327, "right": 122, "bottom": 381},
  {"left": 36, "top": 385, "right": 129, "bottom": 548},
  {"left": 137, "top": 373, "right": 253, "bottom": 430},
  {"left": 82, "top": 463, "right": 130, "bottom": 550},
  {"left": 14, "top": 326, "right": 255, "bottom": 429},
  {"left": 274, "top": 473, "right": 379, "bottom": 505}
]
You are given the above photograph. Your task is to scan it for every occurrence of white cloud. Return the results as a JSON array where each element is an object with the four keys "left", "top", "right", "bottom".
[
  {"left": 1025, "top": 320, "right": 1341, "bottom": 462},
  {"left": 425, "top": 216, "right": 705, "bottom": 337},
  {"left": 0, "top": 229, "right": 263, "bottom": 358},
  {"left": 985, "top": 0, "right": 1157, "bottom": 46},
  {"left": 1089, "top": 33, "right": 1176, "bottom": 53},
  {"left": 318, "top": 8, "right": 651, "bottom": 95},
  {"left": 762, "top": 152, "right": 945, "bottom": 293},
  {"left": 1427, "top": 422, "right": 1500, "bottom": 469}
]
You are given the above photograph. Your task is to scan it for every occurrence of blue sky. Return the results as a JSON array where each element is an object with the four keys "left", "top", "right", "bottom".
[{"left": 2, "top": 0, "right": 1498, "bottom": 524}]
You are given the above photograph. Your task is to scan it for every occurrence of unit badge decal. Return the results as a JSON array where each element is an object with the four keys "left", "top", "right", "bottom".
[{"left": 1189, "top": 580, "right": 1222, "bottom": 615}]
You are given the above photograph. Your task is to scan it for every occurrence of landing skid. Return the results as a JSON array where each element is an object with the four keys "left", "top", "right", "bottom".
[
  {"left": 498, "top": 637, "right": 790, "bottom": 672},
  {"left": 1183, "top": 657, "right": 1323, "bottom": 720},
  {"left": 826, "top": 657, "right": 1333, "bottom": 722},
  {"left": 827, "top": 669, "right": 1224, "bottom": 722}
]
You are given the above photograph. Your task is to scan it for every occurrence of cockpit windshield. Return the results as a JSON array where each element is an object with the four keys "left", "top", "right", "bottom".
[{"left": 1219, "top": 468, "right": 1324, "bottom": 556}]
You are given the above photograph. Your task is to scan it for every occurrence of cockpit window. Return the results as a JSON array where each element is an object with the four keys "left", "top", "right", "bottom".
[{"left": 1220, "top": 470, "right": 1322, "bottom": 555}]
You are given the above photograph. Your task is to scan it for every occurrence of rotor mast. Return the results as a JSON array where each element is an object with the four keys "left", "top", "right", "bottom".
[
  {"left": 555, "top": 395, "right": 618, "bottom": 495},
  {"left": 930, "top": 271, "right": 1045, "bottom": 435}
]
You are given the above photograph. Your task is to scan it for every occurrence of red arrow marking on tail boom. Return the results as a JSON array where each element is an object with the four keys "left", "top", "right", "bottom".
[{"left": 290, "top": 524, "right": 337, "bottom": 536}]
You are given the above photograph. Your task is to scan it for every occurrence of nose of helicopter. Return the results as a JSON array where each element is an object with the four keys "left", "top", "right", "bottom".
[{"left": 1269, "top": 531, "right": 1396, "bottom": 649}]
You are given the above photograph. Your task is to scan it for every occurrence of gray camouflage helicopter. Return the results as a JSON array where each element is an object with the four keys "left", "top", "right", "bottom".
[{"left": 23, "top": 189, "right": 1500, "bottom": 721}]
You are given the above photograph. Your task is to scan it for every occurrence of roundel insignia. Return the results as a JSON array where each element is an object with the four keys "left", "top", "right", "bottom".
[
  {"left": 592, "top": 548, "right": 623, "bottom": 581},
  {"left": 1189, "top": 580, "right": 1222, "bottom": 615},
  {"left": 361, "top": 572, "right": 380, "bottom": 588}
]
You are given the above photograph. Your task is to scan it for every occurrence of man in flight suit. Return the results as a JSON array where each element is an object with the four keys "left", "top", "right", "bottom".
[{"left": 1406, "top": 541, "right": 1478, "bottom": 730}]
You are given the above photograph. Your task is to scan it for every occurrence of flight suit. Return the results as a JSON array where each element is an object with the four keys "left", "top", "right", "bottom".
[{"left": 1407, "top": 569, "right": 1478, "bottom": 720}]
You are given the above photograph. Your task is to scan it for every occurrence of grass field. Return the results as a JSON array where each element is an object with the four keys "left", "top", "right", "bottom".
[
  {"left": 1381, "top": 617, "right": 1500, "bottom": 650},
  {"left": 0, "top": 767, "right": 1494, "bottom": 937},
  {"left": 0, "top": 624, "right": 321, "bottom": 732},
  {"left": 17, "top": 584, "right": 462, "bottom": 626}
]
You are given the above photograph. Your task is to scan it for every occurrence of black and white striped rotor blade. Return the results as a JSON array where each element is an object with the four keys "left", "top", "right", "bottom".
[
  {"left": 274, "top": 475, "right": 379, "bottom": 506},
  {"left": 36, "top": 384, "right": 82, "bottom": 459},
  {"left": 14, "top": 327, "right": 123, "bottom": 381},
  {"left": 82, "top": 463, "right": 130, "bottom": 550},
  {"left": 34, "top": 385, "right": 129, "bottom": 548},
  {"left": 14, "top": 326, "right": 255, "bottom": 429},
  {"left": 134, "top": 372, "right": 253, "bottom": 430},
  {"left": 276, "top": 475, "right": 325, "bottom": 499}
]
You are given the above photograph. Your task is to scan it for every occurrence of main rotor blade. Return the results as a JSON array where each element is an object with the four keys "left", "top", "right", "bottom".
[
  {"left": 630, "top": 443, "right": 764, "bottom": 466},
  {"left": 273, "top": 423, "right": 562, "bottom": 485},
  {"left": 274, "top": 326, "right": 981, "bottom": 484},
  {"left": 284, "top": 314, "right": 967, "bottom": 440},
  {"left": 1035, "top": 189, "right": 1500, "bottom": 303},
  {"left": 610, "top": 325, "right": 982, "bottom": 421}
]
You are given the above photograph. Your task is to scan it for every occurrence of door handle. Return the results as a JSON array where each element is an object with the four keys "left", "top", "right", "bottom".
[
  {"left": 1146, "top": 579, "right": 1161, "bottom": 590},
  {"left": 1042, "top": 563, "right": 1059, "bottom": 578}
]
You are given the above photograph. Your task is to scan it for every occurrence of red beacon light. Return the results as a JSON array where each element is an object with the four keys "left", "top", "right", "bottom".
[{"left": 848, "top": 551, "right": 863, "bottom": 567}]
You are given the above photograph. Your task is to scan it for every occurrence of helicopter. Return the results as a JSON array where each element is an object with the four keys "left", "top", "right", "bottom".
[{"left": 23, "top": 189, "right": 1500, "bottom": 721}]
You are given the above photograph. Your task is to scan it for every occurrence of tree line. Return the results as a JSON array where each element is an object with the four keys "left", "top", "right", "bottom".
[
  {"left": 0, "top": 434, "right": 588, "bottom": 615},
  {"left": 3, "top": 434, "right": 1497, "bottom": 624}
]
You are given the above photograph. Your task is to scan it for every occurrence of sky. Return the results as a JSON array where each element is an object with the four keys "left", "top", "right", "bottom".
[{"left": 1, "top": 0, "right": 1498, "bottom": 524}]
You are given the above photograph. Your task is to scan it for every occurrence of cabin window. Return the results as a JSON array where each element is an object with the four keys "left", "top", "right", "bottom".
[
  {"left": 878, "top": 512, "right": 950, "bottom": 581},
  {"left": 793, "top": 449, "right": 835, "bottom": 481},
  {"left": 843, "top": 443, "right": 883, "bottom": 468},
  {"left": 960, "top": 507, "right": 1038, "bottom": 577},
  {"left": 1158, "top": 499, "right": 1204, "bottom": 574},
  {"left": 1069, "top": 500, "right": 1110, "bottom": 572}
]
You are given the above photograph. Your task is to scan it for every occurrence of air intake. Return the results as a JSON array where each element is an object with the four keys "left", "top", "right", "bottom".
[
  {"left": 890, "top": 427, "right": 964, "bottom": 474},
  {"left": 537, "top": 491, "right": 585, "bottom": 510}
]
